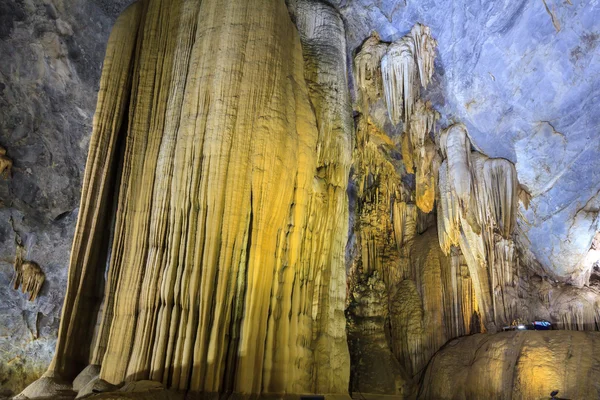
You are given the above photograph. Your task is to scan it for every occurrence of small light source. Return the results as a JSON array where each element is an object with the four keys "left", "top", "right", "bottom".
[{"left": 517, "top": 324, "right": 526, "bottom": 330}]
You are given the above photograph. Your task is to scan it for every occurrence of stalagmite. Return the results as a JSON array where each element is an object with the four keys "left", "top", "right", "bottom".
[
  {"left": 389, "top": 229, "right": 480, "bottom": 379},
  {"left": 24, "top": 0, "right": 352, "bottom": 396},
  {"left": 0, "top": 145, "right": 12, "bottom": 178},
  {"left": 346, "top": 271, "right": 412, "bottom": 397},
  {"left": 392, "top": 201, "right": 417, "bottom": 249},
  {"left": 420, "top": 331, "right": 600, "bottom": 400}
]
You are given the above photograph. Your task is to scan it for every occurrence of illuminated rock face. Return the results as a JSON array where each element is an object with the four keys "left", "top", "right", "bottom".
[
  {"left": 419, "top": 331, "right": 600, "bottom": 400},
  {"left": 347, "top": 26, "right": 482, "bottom": 394},
  {"left": 44, "top": 0, "right": 350, "bottom": 395},
  {"left": 4, "top": 0, "right": 600, "bottom": 398}
]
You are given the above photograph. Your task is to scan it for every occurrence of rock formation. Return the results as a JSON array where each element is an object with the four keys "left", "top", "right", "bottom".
[
  {"left": 420, "top": 331, "right": 600, "bottom": 399},
  {"left": 12, "top": 240, "right": 45, "bottom": 302},
  {"left": 2, "top": 0, "right": 600, "bottom": 398},
  {"left": 437, "top": 123, "right": 520, "bottom": 331},
  {"left": 0, "top": 146, "right": 11, "bottom": 179},
  {"left": 23, "top": 0, "right": 351, "bottom": 397},
  {"left": 347, "top": 24, "right": 482, "bottom": 394},
  {"left": 346, "top": 14, "right": 600, "bottom": 398}
]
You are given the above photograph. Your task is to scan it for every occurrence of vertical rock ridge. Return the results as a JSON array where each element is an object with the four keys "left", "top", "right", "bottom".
[{"left": 49, "top": 1, "right": 143, "bottom": 379}]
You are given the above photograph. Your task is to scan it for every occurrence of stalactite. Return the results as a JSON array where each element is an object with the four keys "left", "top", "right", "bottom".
[
  {"left": 382, "top": 36, "right": 417, "bottom": 126},
  {"left": 348, "top": 23, "right": 482, "bottom": 389},
  {"left": 12, "top": 242, "right": 45, "bottom": 301},
  {"left": 483, "top": 158, "right": 518, "bottom": 239},
  {"left": 381, "top": 23, "right": 437, "bottom": 126},
  {"left": 407, "top": 100, "right": 439, "bottom": 213},
  {"left": 0, "top": 145, "right": 12, "bottom": 178},
  {"left": 442, "top": 124, "right": 472, "bottom": 210},
  {"left": 354, "top": 32, "right": 388, "bottom": 108},
  {"left": 437, "top": 123, "right": 520, "bottom": 330},
  {"left": 410, "top": 24, "right": 436, "bottom": 91},
  {"left": 437, "top": 161, "right": 461, "bottom": 254}
]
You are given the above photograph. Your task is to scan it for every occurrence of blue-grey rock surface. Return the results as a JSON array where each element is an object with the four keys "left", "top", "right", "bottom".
[
  {"left": 0, "top": 0, "right": 133, "bottom": 395},
  {"left": 332, "top": 0, "right": 600, "bottom": 282}
]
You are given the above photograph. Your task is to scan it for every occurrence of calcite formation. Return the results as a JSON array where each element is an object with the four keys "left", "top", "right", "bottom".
[
  {"left": 354, "top": 32, "right": 388, "bottom": 108},
  {"left": 381, "top": 24, "right": 436, "bottom": 126},
  {"left": 420, "top": 331, "right": 600, "bottom": 399},
  {"left": 437, "top": 123, "right": 520, "bottom": 330},
  {"left": 348, "top": 23, "right": 481, "bottom": 392},
  {"left": 7, "top": 1, "right": 600, "bottom": 399},
  {"left": 35, "top": 0, "right": 351, "bottom": 396},
  {"left": 12, "top": 241, "right": 45, "bottom": 301},
  {"left": 346, "top": 271, "right": 412, "bottom": 397},
  {"left": 0, "top": 145, "right": 12, "bottom": 178}
]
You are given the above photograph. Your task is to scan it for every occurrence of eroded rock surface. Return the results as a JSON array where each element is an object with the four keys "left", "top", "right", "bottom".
[
  {"left": 419, "top": 331, "right": 600, "bottom": 399},
  {"left": 0, "top": 0, "right": 133, "bottom": 394}
]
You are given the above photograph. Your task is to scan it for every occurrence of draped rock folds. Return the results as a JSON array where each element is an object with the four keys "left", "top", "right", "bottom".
[
  {"left": 13, "top": 242, "right": 45, "bottom": 302},
  {"left": 438, "top": 123, "right": 520, "bottom": 330},
  {"left": 44, "top": 0, "right": 351, "bottom": 396},
  {"left": 349, "top": 23, "right": 481, "bottom": 396},
  {"left": 356, "top": 25, "right": 439, "bottom": 215},
  {"left": 381, "top": 24, "right": 436, "bottom": 126}
]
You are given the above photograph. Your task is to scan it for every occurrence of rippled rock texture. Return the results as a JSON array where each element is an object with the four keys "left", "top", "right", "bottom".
[{"left": 18, "top": 0, "right": 351, "bottom": 396}]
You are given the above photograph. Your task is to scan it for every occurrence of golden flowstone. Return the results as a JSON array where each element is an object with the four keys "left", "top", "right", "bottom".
[{"left": 45, "top": 0, "right": 351, "bottom": 395}]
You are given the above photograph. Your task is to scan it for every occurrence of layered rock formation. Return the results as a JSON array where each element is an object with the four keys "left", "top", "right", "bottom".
[
  {"left": 347, "top": 25, "right": 482, "bottom": 395},
  {"left": 12, "top": 240, "right": 45, "bottom": 302},
  {"left": 0, "top": 146, "right": 11, "bottom": 178},
  {"left": 346, "top": 12, "right": 600, "bottom": 397}
]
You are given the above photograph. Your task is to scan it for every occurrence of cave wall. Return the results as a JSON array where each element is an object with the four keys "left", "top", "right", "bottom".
[
  {"left": 329, "top": 0, "right": 600, "bottom": 284},
  {"left": 0, "top": 0, "right": 133, "bottom": 394}
]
